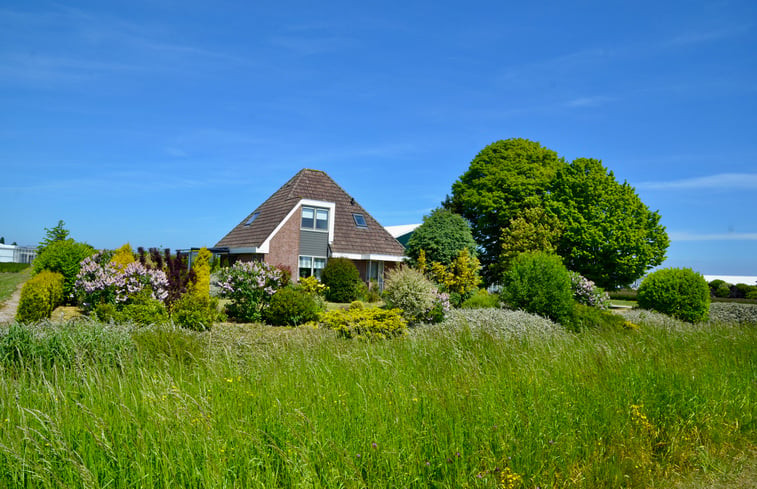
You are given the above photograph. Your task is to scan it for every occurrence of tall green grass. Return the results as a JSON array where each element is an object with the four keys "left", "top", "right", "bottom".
[{"left": 0, "top": 314, "right": 755, "bottom": 488}]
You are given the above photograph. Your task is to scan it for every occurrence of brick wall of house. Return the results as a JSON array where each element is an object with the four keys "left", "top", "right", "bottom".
[{"left": 265, "top": 207, "right": 301, "bottom": 281}]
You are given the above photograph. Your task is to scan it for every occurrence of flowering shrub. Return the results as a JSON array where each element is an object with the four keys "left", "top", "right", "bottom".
[
  {"left": 298, "top": 275, "right": 328, "bottom": 296},
  {"left": 427, "top": 291, "right": 451, "bottom": 323},
  {"left": 569, "top": 271, "right": 610, "bottom": 309},
  {"left": 216, "top": 261, "right": 286, "bottom": 322},
  {"left": 75, "top": 253, "right": 169, "bottom": 311},
  {"left": 383, "top": 266, "right": 440, "bottom": 324}
]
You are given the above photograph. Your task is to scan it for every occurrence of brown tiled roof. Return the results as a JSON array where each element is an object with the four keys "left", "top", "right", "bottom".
[{"left": 215, "top": 169, "right": 405, "bottom": 257}]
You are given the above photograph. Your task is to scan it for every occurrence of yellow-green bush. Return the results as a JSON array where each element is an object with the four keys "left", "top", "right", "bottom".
[
  {"left": 15, "top": 271, "right": 65, "bottom": 323},
  {"left": 110, "top": 243, "right": 136, "bottom": 270},
  {"left": 320, "top": 305, "right": 407, "bottom": 340},
  {"left": 189, "top": 247, "right": 212, "bottom": 299}
]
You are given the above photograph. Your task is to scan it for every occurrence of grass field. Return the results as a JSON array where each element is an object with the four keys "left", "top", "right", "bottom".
[
  {"left": 0, "top": 307, "right": 755, "bottom": 488},
  {"left": 0, "top": 267, "right": 30, "bottom": 306}
]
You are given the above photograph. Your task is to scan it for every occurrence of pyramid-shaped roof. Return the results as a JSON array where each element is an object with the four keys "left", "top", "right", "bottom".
[{"left": 215, "top": 169, "right": 406, "bottom": 258}]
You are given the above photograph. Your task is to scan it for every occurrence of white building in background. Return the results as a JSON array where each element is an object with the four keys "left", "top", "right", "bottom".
[{"left": 0, "top": 244, "right": 36, "bottom": 264}]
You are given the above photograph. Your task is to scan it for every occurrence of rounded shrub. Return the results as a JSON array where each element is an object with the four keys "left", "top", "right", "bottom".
[
  {"left": 16, "top": 271, "right": 65, "bottom": 323},
  {"left": 32, "top": 239, "right": 96, "bottom": 302},
  {"left": 499, "top": 252, "right": 574, "bottom": 325},
  {"left": 638, "top": 267, "right": 710, "bottom": 323},
  {"left": 172, "top": 294, "right": 223, "bottom": 331},
  {"left": 383, "top": 265, "right": 438, "bottom": 324},
  {"left": 264, "top": 287, "right": 323, "bottom": 326},
  {"left": 321, "top": 258, "right": 363, "bottom": 303},
  {"left": 713, "top": 282, "right": 731, "bottom": 298}
]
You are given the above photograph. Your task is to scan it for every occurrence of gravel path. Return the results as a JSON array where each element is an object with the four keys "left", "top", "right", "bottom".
[{"left": 0, "top": 282, "right": 23, "bottom": 324}]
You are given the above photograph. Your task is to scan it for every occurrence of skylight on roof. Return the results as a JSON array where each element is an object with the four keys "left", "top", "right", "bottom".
[
  {"left": 244, "top": 212, "right": 260, "bottom": 226},
  {"left": 353, "top": 213, "right": 367, "bottom": 228}
]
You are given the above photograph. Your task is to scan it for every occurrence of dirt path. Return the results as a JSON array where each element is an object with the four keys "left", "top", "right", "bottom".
[{"left": 0, "top": 282, "right": 23, "bottom": 324}]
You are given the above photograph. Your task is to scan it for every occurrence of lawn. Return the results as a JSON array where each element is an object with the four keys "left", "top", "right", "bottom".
[
  {"left": 0, "top": 308, "right": 755, "bottom": 488},
  {"left": 0, "top": 267, "right": 30, "bottom": 306}
]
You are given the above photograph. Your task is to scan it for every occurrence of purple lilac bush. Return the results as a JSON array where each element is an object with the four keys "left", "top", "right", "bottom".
[
  {"left": 75, "top": 254, "right": 169, "bottom": 311},
  {"left": 569, "top": 271, "right": 610, "bottom": 309},
  {"left": 216, "top": 261, "right": 286, "bottom": 322}
]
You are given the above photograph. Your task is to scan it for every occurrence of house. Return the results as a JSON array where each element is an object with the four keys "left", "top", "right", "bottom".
[
  {"left": 214, "top": 169, "right": 406, "bottom": 286},
  {"left": 385, "top": 224, "right": 420, "bottom": 247}
]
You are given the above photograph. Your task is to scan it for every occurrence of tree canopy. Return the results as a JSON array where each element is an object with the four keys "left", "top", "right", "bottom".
[
  {"left": 444, "top": 138, "right": 565, "bottom": 284},
  {"left": 404, "top": 208, "right": 478, "bottom": 266},
  {"left": 547, "top": 158, "right": 668, "bottom": 289},
  {"left": 37, "top": 220, "right": 70, "bottom": 253},
  {"left": 446, "top": 139, "right": 669, "bottom": 288}
]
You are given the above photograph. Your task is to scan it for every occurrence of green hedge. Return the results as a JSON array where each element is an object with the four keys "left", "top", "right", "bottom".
[{"left": 0, "top": 263, "right": 31, "bottom": 273}]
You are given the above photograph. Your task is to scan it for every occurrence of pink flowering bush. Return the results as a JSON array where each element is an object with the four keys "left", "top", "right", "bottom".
[
  {"left": 75, "top": 253, "right": 169, "bottom": 312},
  {"left": 569, "top": 271, "right": 610, "bottom": 309},
  {"left": 216, "top": 261, "right": 287, "bottom": 322}
]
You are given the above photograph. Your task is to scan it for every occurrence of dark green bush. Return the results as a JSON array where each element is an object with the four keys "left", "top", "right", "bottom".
[
  {"left": 321, "top": 258, "right": 363, "bottom": 303},
  {"left": 608, "top": 288, "right": 638, "bottom": 301},
  {"left": 0, "top": 263, "right": 30, "bottom": 273},
  {"left": 713, "top": 282, "right": 731, "bottom": 298},
  {"left": 460, "top": 289, "right": 499, "bottom": 309},
  {"left": 120, "top": 299, "right": 168, "bottom": 326},
  {"left": 733, "top": 283, "right": 755, "bottom": 299},
  {"left": 263, "top": 287, "right": 322, "bottom": 326},
  {"left": 638, "top": 268, "right": 710, "bottom": 323},
  {"left": 499, "top": 252, "right": 574, "bottom": 325},
  {"left": 15, "top": 271, "right": 65, "bottom": 323},
  {"left": 32, "top": 239, "right": 96, "bottom": 301},
  {"left": 93, "top": 299, "right": 168, "bottom": 326},
  {"left": 172, "top": 294, "right": 224, "bottom": 331}
]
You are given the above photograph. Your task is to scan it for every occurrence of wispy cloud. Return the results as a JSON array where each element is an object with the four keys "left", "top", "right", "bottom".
[
  {"left": 639, "top": 173, "right": 757, "bottom": 190},
  {"left": 564, "top": 95, "right": 616, "bottom": 108},
  {"left": 669, "top": 231, "right": 757, "bottom": 241},
  {"left": 665, "top": 24, "right": 752, "bottom": 47}
]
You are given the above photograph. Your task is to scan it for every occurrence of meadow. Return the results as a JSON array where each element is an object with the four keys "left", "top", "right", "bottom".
[{"left": 0, "top": 307, "right": 755, "bottom": 488}]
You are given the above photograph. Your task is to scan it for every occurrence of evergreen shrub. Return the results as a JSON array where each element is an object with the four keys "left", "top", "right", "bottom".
[
  {"left": 382, "top": 265, "right": 438, "bottom": 324},
  {"left": 15, "top": 271, "right": 65, "bottom": 323},
  {"left": 638, "top": 268, "right": 710, "bottom": 323},
  {"left": 263, "top": 287, "right": 323, "bottom": 326},
  {"left": 320, "top": 303, "right": 407, "bottom": 340},
  {"left": 321, "top": 258, "right": 363, "bottom": 303},
  {"left": 172, "top": 294, "right": 223, "bottom": 331},
  {"left": 500, "top": 252, "right": 574, "bottom": 325}
]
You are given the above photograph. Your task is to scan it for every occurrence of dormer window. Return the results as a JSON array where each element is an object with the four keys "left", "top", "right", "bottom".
[
  {"left": 302, "top": 206, "right": 329, "bottom": 231},
  {"left": 352, "top": 213, "right": 367, "bottom": 228}
]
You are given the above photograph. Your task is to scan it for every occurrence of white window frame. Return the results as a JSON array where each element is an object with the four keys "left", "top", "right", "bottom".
[{"left": 299, "top": 255, "right": 327, "bottom": 279}]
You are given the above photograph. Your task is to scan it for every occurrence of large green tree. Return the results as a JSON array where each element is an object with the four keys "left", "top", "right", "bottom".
[
  {"left": 547, "top": 158, "right": 669, "bottom": 289},
  {"left": 404, "top": 208, "right": 478, "bottom": 266},
  {"left": 444, "top": 138, "right": 565, "bottom": 284}
]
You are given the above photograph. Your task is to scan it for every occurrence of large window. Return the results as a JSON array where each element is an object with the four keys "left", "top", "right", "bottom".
[
  {"left": 299, "top": 256, "right": 326, "bottom": 279},
  {"left": 302, "top": 206, "right": 329, "bottom": 231}
]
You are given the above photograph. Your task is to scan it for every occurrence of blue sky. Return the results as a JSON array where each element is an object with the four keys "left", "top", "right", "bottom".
[{"left": 2, "top": 0, "right": 756, "bottom": 276}]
